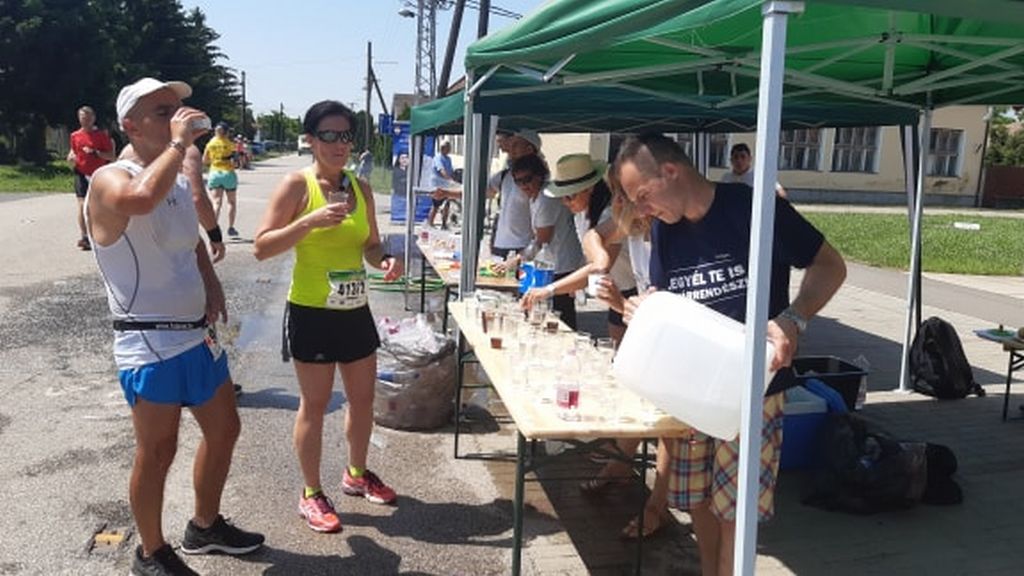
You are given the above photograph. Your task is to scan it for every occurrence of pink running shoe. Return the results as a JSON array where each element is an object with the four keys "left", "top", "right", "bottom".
[
  {"left": 297, "top": 492, "right": 342, "bottom": 533},
  {"left": 341, "top": 469, "right": 397, "bottom": 505}
]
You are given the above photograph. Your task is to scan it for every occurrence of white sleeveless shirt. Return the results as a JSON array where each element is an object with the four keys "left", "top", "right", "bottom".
[{"left": 86, "top": 160, "right": 206, "bottom": 368}]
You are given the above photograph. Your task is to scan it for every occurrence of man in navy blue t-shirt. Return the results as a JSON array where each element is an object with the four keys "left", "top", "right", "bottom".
[{"left": 615, "top": 133, "right": 846, "bottom": 576}]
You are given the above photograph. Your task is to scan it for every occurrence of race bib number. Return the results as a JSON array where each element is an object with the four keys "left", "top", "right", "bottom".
[
  {"left": 326, "top": 269, "right": 368, "bottom": 310},
  {"left": 204, "top": 325, "right": 223, "bottom": 361}
]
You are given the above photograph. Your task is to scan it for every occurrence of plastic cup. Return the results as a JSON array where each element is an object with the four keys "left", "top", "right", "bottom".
[
  {"left": 328, "top": 190, "right": 349, "bottom": 205},
  {"left": 544, "top": 310, "right": 562, "bottom": 334},
  {"left": 586, "top": 272, "right": 606, "bottom": 297}
]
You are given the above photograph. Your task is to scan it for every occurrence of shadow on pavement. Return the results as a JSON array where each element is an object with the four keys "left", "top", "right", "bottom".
[
  {"left": 238, "top": 387, "right": 347, "bottom": 413},
  {"left": 342, "top": 496, "right": 552, "bottom": 548},
  {"left": 234, "top": 535, "right": 434, "bottom": 576}
]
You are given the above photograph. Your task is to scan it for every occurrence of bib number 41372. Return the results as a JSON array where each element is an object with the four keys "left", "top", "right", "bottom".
[{"left": 326, "top": 270, "right": 367, "bottom": 310}]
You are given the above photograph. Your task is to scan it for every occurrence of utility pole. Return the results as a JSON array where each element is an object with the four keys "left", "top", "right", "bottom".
[
  {"left": 477, "top": 0, "right": 490, "bottom": 37},
  {"left": 437, "top": 0, "right": 465, "bottom": 97},
  {"left": 279, "top": 102, "right": 284, "bottom": 143},
  {"left": 239, "top": 70, "right": 247, "bottom": 136},
  {"left": 365, "top": 41, "right": 373, "bottom": 151}
]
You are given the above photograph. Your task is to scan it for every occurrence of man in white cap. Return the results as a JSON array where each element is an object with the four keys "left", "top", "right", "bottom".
[
  {"left": 487, "top": 128, "right": 542, "bottom": 258},
  {"left": 86, "top": 78, "right": 264, "bottom": 576},
  {"left": 427, "top": 139, "right": 460, "bottom": 228}
]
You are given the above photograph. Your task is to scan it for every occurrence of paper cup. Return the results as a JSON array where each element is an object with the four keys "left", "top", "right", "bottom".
[{"left": 586, "top": 273, "right": 605, "bottom": 297}]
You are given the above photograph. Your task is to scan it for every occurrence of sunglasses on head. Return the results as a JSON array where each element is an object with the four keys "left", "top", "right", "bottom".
[{"left": 315, "top": 129, "right": 354, "bottom": 144}]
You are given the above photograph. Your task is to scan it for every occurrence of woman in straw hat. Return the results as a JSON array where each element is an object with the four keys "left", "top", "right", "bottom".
[{"left": 521, "top": 153, "right": 637, "bottom": 343}]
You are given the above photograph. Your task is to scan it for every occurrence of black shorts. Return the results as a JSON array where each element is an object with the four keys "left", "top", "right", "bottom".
[
  {"left": 607, "top": 287, "right": 639, "bottom": 327},
  {"left": 74, "top": 170, "right": 89, "bottom": 198},
  {"left": 431, "top": 198, "right": 445, "bottom": 208},
  {"left": 286, "top": 302, "right": 380, "bottom": 364}
]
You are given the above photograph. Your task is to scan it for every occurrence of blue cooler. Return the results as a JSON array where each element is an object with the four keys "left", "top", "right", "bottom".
[{"left": 780, "top": 385, "right": 828, "bottom": 471}]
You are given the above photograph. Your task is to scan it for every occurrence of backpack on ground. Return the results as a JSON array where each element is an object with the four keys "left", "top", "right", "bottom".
[
  {"left": 802, "top": 413, "right": 963, "bottom": 514},
  {"left": 910, "top": 316, "right": 985, "bottom": 399}
]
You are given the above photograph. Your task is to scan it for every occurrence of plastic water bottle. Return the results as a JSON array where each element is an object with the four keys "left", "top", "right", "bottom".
[
  {"left": 533, "top": 243, "right": 556, "bottom": 289},
  {"left": 555, "top": 350, "right": 581, "bottom": 421}
]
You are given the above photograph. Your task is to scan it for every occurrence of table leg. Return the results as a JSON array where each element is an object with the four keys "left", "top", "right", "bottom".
[
  {"left": 1004, "top": 352, "right": 1013, "bottom": 422},
  {"left": 512, "top": 432, "right": 527, "bottom": 576},
  {"left": 454, "top": 332, "right": 466, "bottom": 459},
  {"left": 420, "top": 247, "right": 427, "bottom": 313},
  {"left": 634, "top": 439, "right": 649, "bottom": 576},
  {"left": 443, "top": 285, "right": 451, "bottom": 334}
]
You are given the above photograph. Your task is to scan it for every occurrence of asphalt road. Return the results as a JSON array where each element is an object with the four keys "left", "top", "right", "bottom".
[{"left": 0, "top": 155, "right": 509, "bottom": 575}]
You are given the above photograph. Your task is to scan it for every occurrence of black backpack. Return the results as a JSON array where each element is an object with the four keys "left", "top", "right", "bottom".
[
  {"left": 910, "top": 317, "right": 985, "bottom": 399},
  {"left": 802, "top": 413, "right": 963, "bottom": 514}
]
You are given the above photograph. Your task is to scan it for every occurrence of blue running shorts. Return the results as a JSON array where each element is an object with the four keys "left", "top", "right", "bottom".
[
  {"left": 118, "top": 342, "right": 230, "bottom": 408},
  {"left": 208, "top": 170, "right": 238, "bottom": 191}
]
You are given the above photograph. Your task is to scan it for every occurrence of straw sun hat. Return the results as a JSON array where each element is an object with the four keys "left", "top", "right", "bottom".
[{"left": 544, "top": 153, "right": 607, "bottom": 198}]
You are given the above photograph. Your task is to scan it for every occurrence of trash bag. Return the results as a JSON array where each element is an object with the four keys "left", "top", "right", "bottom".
[{"left": 373, "top": 315, "right": 456, "bottom": 431}]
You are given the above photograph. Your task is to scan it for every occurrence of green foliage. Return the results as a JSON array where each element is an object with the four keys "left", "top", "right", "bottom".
[
  {"left": 256, "top": 111, "right": 301, "bottom": 148},
  {"left": 0, "top": 0, "right": 239, "bottom": 163},
  {"left": 804, "top": 211, "right": 1024, "bottom": 276},
  {"left": 0, "top": 161, "right": 74, "bottom": 192}
]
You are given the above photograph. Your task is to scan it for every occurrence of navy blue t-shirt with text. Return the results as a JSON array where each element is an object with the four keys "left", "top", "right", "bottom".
[{"left": 650, "top": 183, "right": 824, "bottom": 323}]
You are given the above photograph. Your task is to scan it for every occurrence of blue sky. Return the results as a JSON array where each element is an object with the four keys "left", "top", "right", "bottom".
[{"left": 182, "top": 0, "right": 541, "bottom": 119}]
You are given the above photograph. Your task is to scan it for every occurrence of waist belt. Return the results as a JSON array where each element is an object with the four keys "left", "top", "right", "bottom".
[{"left": 112, "top": 318, "right": 207, "bottom": 331}]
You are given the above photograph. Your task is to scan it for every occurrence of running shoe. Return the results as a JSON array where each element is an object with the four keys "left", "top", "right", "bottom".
[
  {"left": 341, "top": 469, "right": 397, "bottom": 505},
  {"left": 179, "top": 514, "right": 264, "bottom": 555},
  {"left": 130, "top": 544, "right": 198, "bottom": 576},
  {"left": 297, "top": 492, "right": 342, "bottom": 533},
  {"left": 77, "top": 237, "right": 91, "bottom": 251},
  {"left": 227, "top": 227, "right": 239, "bottom": 237}
]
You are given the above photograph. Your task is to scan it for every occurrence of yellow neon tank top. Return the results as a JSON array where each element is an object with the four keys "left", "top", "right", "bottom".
[{"left": 287, "top": 168, "right": 370, "bottom": 307}]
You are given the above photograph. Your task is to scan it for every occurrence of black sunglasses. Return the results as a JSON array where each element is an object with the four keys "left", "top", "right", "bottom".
[
  {"left": 513, "top": 173, "right": 539, "bottom": 186},
  {"left": 315, "top": 129, "right": 355, "bottom": 144}
]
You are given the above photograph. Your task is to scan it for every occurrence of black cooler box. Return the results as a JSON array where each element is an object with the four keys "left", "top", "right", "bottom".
[{"left": 791, "top": 355, "right": 868, "bottom": 411}]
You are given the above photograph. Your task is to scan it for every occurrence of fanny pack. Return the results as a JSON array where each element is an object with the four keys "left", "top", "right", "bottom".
[{"left": 113, "top": 318, "right": 207, "bottom": 331}]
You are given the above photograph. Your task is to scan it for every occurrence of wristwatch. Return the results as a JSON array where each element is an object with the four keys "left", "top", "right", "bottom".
[{"left": 778, "top": 306, "right": 808, "bottom": 334}]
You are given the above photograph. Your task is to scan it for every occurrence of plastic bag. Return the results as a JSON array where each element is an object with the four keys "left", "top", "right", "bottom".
[{"left": 374, "top": 315, "right": 456, "bottom": 430}]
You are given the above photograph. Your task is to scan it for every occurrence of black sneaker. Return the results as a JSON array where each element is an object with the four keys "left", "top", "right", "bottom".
[
  {"left": 130, "top": 544, "right": 198, "bottom": 576},
  {"left": 227, "top": 227, "right": 239, "bottom": 237},
  {"left": 180, "top": 515, "right": 264, "bottom": 555}
]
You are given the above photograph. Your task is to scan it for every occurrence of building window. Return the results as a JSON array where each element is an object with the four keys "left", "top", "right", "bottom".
[
  {"left": 671, "top": 133, "right": 729, "bottom": 167},
  {"left": 709, "top": 134, "right": 729, "bottom": 168},
  {"left": 779, "top": 129, "right": 822, "bottom": 171},
  {"left": 928, "top": 128, "right": 962, "bottom": 177},
  {"left": 673, "top": 133, "right": 694, "bottom": 159},
  {"left": 831, "top": 127, "right": 879, "bottom": 173}
]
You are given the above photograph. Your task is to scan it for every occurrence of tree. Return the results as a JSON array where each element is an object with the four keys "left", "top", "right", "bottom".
[
  {"left": 985, "top": 107, "right": 1024, "bottom": 167},
  {"left": 0, "top": 0, "right": 239, "bottom": 163},
  {"left": 256, "top": 111, "right": 301, "bottom": 147}
]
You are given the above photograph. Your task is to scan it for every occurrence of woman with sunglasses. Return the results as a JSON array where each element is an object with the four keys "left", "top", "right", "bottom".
[
  {"left": 254, "top": 100, "right": 402, "bottom": 534},
  {"left": 521, "top": 153, "right": 637, "bottom": 342},
  {"left": 509, "top": 153, "right": 586, "bottom": 329}
]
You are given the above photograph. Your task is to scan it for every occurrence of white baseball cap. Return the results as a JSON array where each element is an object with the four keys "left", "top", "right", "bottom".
[{"left": 116, "top": 77, "right": 192, "bottom": 128}]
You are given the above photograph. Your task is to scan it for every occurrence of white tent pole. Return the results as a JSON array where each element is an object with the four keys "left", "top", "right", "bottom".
[
  {"left": 899, "top": 103, "right": 932, "bottom": 393},
  {"left": 404, "top": 134, "right": 423, "bottom": 294},
  {"left": 736, "top": 2, "right": 802, "bottom": 575},
  {"left": 460, "top": 75, "right": 480, "bottom": 296}
]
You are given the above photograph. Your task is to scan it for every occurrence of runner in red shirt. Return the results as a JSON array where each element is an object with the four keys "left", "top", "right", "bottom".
[{"left": 66, "top": 106, "right": 115, "bottom": 250}]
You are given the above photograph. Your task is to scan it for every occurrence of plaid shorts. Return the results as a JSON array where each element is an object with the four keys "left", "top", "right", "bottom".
[{"left": 668, "top": 392, "right": 785, "bottom": 522}]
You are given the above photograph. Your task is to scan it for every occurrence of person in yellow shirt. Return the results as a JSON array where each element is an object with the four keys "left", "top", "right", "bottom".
[{"left": 203, "top": 122, "right": 240, "bottom": 237}]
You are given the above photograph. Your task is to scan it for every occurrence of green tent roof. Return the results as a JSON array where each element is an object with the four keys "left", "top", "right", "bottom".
[{"left": 465, "top": 0, "right": 1024, "bottom": 111}]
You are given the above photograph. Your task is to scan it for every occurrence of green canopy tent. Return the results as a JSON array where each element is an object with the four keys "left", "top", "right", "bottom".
[{"left": 443, "top": 1, "right": 1024, "bottom": 574}]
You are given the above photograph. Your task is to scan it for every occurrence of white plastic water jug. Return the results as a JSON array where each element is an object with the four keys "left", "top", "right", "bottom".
[{"left": 612, "top": 292, "right": 776, "bottom": 440}]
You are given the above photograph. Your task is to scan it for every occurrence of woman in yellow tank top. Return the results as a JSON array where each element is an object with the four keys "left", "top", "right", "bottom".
[{"left": 254, "top": 101, "right": 402, "bottom": 533}]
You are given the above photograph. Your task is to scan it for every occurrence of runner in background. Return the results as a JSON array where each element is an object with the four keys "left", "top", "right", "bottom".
[{"left": 67, "top": 106, "right": 115, "bottom": 250}]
